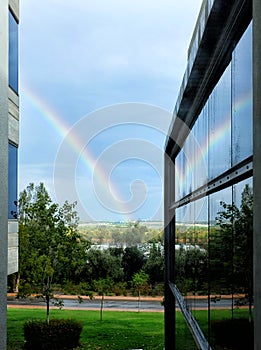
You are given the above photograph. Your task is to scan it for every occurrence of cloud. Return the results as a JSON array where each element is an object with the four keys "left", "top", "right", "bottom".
[
  {"left": 20, "top": 0, "right": 202, "bottom": 86},
  {"left": 19, "top": 0, "right": 203, "bottom": 221}
]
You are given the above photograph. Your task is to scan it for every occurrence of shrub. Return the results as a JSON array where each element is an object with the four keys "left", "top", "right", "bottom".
[
  {"left": 211, "top": 318, "right": 253, "bottom": 350},
  {"left": 112, "top": 282, "right": 127, "bottom": 296},
  {"left": 62, "top": 281, "right": 93, "bottom": 296},
  {"left": 23, "top": 318, "right": 83, "bottom": 349}
]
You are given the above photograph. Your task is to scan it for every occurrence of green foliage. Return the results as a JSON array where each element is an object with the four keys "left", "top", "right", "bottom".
[
  {"left": 122, "top": 246, "right": 145, "bottom": 284},
  {"left": 132, "top": 270, "right": 150, "bottom": 311},
  {"left": 79, "top": 222, "right": 163, "bottom": 247},
  {"left": 175, "top": 247, "right": 208, "bottom": 294},
  {"left": 23, "top": 318, "right": 82, "bottom": 349},
  {"left": 132, "top": 270, "right": 149, "bottom": 290},
  {"left": 215, "top": 184, "right": 253, "bottom": 320},
  {"left": 62, "top": 281, "right": 93, "bottom": 297},
  {"left": 16, "top": 183, "right": 165, "bottom": 299},
  {"left": 175, "top": 184, "right": 253, "bottom": 303},
  {"left": 144, "top": 243, "right": 164, "bottom": 285},
  {"left": 93, "top": 278, "right": 114, "bottom": 321},
  {"left": 86, "top": 248, "right": 124, "bottom": 283},
  {"left": 112, "top": 281, "right": 128, "bottom": 296},
  {"left": 17, "top": 183, "right": 91, "bottom": 321}
]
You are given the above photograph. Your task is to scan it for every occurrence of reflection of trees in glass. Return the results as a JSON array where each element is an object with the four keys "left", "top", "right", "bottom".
[
  {"left": 175, "top": 247, "right": 208, "bottom": 295},
  {"left": 175, "top": 184, "right": 253, "bottom": 315},
  {"left": 215, "top": 184, "right": 253, "bottom": 322}
]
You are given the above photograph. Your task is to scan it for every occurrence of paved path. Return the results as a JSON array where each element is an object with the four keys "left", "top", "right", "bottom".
[
  {"left": 7, "top": 294, "right": 243, "bottom": 311},
  {"left": 7, "top": 294, "right": 164, "bottom": 312}
]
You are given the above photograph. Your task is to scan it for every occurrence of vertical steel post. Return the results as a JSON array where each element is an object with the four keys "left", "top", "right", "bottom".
[
  {"left": 253, "top": 0, "right": 261, "bottom": 349},
  {"left": 164, "top": 154, "right": 176, "bottom": 349}
]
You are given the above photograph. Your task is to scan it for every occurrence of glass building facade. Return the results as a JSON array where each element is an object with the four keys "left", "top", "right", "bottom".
[{"left": 164, "top": 0, "right": 260, "bottom": 349}]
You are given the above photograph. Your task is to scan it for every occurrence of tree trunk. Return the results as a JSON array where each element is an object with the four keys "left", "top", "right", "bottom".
[
  {"left": 15, "top": 273, "right": 20, "bottom": 293},
  {"left": 46, "top": 294, "right": 50, "bottom": 325},
  {"left": 100, "top": 294, "right": 104, "bottom": 322},
  {"left": 138, "top": 290, "right": 140, "bottom": 312}
]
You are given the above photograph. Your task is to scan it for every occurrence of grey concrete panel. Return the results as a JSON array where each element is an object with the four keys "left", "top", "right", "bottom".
[
  {"left": 8, "top": 220, "right": 18, "bottom": 234},
  {"left": 8, "top": 232, "right": 18, "bottom": 247},
  {"left": 8, "top": 247, "right": 18, "bottom": 275},
  {"left": 9, "top": 96, "right": 19, "bottom": 121},
  {"left": 8, "top": 113, "right": 19, "bottom": 145}
]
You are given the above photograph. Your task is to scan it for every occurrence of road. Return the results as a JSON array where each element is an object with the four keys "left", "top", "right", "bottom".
[
  {"left": 7, "top": 295, "right": 239, "bottom": 311},
  {"left": 8, "top": 297, "right": 164, "bottom": 311}
]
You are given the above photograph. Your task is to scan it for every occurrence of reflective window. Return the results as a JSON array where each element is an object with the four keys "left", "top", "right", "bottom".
[
  {"left": 232, "top": 23, "right": 252, "bottom": 165},
  {"left": 8, "top": 143, "right": 18, "bottom": 219},
  {"left": 233, "top": 178, "right": 253, "bottom": 319},
  {"left": 208, "top": 64, "right": 231, "bottom": 179},
  {"left": 9, "top": 10, "right": 18, "bottom": 93},
  {"left": 169, "top": 8, "right": 253, "bottom": 350},
  {"left": 193, "top": 105, "right": 208, "bottom": 190},
  {"left": 175, "top": 150, "right": 186, "bottom": 201},
  {"left": 183, "top": 134, "right": 193, "bottom": 197},
  {"left": 209, "top": 187, "right": 232, "bottom": 296}
]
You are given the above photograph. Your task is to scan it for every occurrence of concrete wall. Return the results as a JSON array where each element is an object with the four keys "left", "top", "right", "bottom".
[
  {"left": 8, "top": 60, "right": 19, "bottom": 278},
  {"left": 0, "top": 0, "right": 19, "bottom": 348},
  {"left": 8, "top": 222, "right": 18, "bottom": 275},
  {"left": 0, "top": 1, "right": 11, "bottom": 348}
]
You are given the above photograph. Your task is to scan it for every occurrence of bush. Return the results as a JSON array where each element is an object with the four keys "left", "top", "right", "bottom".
[
  {"left": 62, "top": 281, "right": 93, "bottom": 296},
  {"left": 212, "top": 318, "right": 253, "bottom": 350},
  {"left": 23, "top": 318, "right": 83, "bottom": 349},
  {"left": 112, "top": 282, "right": 128, "bottom": 296}
]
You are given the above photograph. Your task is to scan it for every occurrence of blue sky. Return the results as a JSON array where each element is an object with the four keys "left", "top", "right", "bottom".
[{"left": 19, "top": 0, "right": 202, "bottom": 222}]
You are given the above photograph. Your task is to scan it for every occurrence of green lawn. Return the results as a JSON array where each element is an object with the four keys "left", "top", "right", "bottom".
[
  {"left": 7, "top": 308, "right": 165, "bottom": 350},
  {"left": 7, "top": 308, "right": 251, "bottom": 350}
]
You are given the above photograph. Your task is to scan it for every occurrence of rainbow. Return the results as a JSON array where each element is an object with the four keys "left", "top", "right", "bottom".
[
  {"left": 175, "top": 90, "right": 252, "bottom": 196},
  {"left": 21, "top": 84, "right": 134, "bottom": 220}
]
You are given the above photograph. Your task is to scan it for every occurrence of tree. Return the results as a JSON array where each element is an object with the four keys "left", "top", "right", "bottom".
[
  {"left": 124, "top": 221, "right": 147, "bottom": 246},
  {"left": 216, "top": 184, "right": 253, "bottom": 323},
  {"left": 144, "top": 243, "right": 164, "bottom": 286},
  {"left": 122, "top": 246, "right": 145, "bottom": 285},
  {"left": 93, "top": 278, "right": 113, "bottom": 321},
  {"left": 85, "top": 248, "right": 124, "bottom": 283},
  {"left": 175, "top": 246, "right": 208, "bottom": 294},
  {"left": 132, "top": 270, "right": 149, "bottom": 312},
  {"left": 17, "top": 183, "right": 90, "bottom": 323}
]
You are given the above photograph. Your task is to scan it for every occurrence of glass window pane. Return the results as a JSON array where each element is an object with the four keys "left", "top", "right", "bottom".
[
  {"left": 209, "top": 187, "right": 233, "bottom": 348},
  {"left": 232, "top": 23, "right": 252, "bottom": 165},
  {"left": 9, "top": 10, "right": 18, "bottom": 93},
  {"left": 208, "top": 64, "right": 231, "bottom": 179},
  {"left": 8, "top": 143, "right": 18, "bottom": 219},
  {"left": 176, "top": 203, "right": 195, "bottom": 295},
  {"left": 233, "top": 178, "right": 253, "bottom": 323},
  {"left": 193, "top": 105, "right": 208, "bottom": 190},
  {"left": 209, "top": 187, "right": 232, "bottom": 296},
  {"left": 175, "top": 150, "right": 186, "bottom": 201},
  {"left": 183, "top": 134, "right": 193, "bottom": 196}
]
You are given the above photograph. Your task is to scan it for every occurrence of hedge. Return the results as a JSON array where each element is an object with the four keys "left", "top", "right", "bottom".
[{"left": 23, "top": 318, "right": 83, "bottom": 349}]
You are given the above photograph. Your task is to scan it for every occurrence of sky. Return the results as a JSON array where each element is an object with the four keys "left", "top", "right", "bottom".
[{"left": 19, "top": 0, "right": 202, "bottom": 222}]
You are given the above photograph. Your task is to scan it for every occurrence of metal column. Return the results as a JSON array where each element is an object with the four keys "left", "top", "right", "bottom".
[{"left": 253, "top": 0, "right": 261, "bottom": 349}]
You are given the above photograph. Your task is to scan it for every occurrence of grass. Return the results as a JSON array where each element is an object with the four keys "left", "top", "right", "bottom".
[
  {"left": 7, "top": 308, "right": 251, "bottom": 350},
  {"left": 7, "top": 308, "right": 164, "bottom": 350}
]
